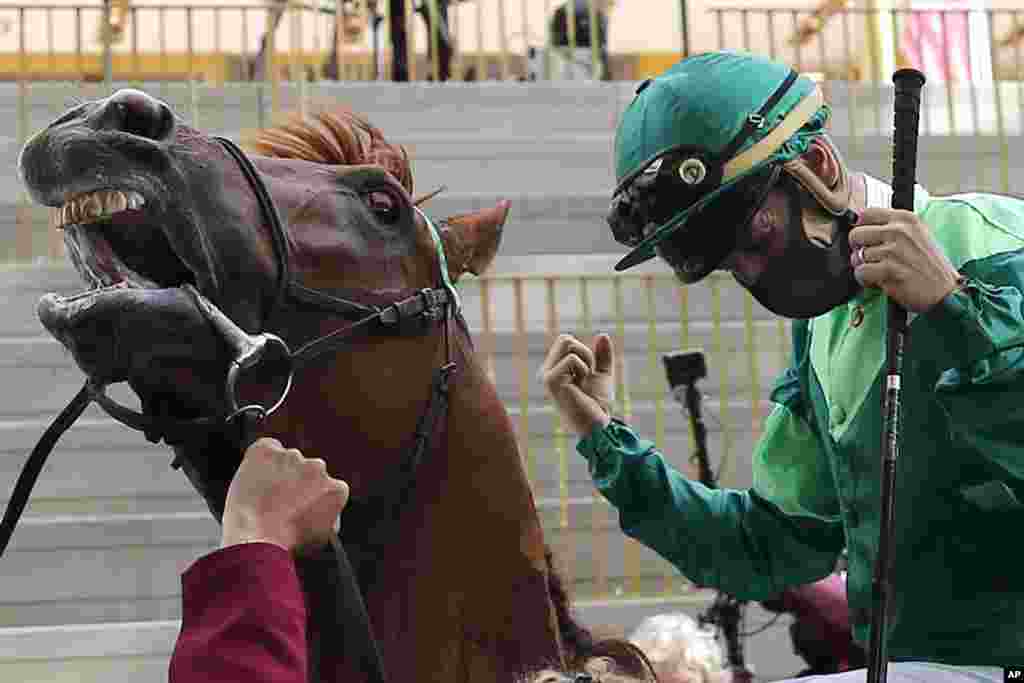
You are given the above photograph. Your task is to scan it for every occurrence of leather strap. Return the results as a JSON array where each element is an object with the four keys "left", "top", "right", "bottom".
[{"left": 0, "top": 383, "right": 92, "bottom": 556}]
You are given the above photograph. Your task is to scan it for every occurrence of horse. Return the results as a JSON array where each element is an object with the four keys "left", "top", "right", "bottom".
[{"left": 16, "top": 89, "right": 653, "bottom": 683}]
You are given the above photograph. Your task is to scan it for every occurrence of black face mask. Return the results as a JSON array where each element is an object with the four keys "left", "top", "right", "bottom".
[{"left": 741, "top": 176, "right": 860, "bottom": 319}]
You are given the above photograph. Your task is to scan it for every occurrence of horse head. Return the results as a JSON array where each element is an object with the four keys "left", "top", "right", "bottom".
[{"left": 19, "top": 88, "right": 502, "bottom": 432}]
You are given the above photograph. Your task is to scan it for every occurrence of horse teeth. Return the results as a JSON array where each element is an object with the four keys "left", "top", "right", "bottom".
[
  {"left": 105, "top": 190, "right": 128, "bottom": 214},
  {"left": 54, "top": 189, "right": 146, "bottom": 229},
  {"left": 126, "top": 192, "right": 145, "bottom": 210},
  {"left": 83, "top": 194, "right": 103, "bottom": 220}
]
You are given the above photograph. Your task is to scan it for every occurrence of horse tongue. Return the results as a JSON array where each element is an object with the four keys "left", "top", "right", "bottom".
[
  {"left": 92, "top": 232, "right": 129, "bottom": 284},
  {"left": 76, "top": 222, "right": 162, "bottom": 289},
  {"left": 108, "top": 207, "right": 146, "bottom": 227}
]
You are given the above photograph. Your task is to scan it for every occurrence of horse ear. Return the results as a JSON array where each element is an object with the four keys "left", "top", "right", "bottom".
[{"left": 437, "top": 200, "right": 510, "bottom": 283}]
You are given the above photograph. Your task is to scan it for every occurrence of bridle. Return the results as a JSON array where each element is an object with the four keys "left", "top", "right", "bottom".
[{"left": 0, "top": 135, "right": 465, "bottom": 683}]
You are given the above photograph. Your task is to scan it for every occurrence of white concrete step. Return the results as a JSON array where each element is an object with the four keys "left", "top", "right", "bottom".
[
  {"left": 0, "top": 396, "right": 767, "bottom": 521},
  {"left": 0, "top": 482, "right": 793, "bottom": 628},
  {"left": 0, "top": 620, "right": 179, "bottom": 683},
  {"left": 0, "top": 598, "right": 807, "bottom": 683},
  {"left": 0, "top": 333, "right": 786, "bottom": 419}
]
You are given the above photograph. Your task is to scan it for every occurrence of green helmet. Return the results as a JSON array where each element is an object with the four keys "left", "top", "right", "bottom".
[{"left": 607, "top": 51, "right": 831, "bottom": 278}]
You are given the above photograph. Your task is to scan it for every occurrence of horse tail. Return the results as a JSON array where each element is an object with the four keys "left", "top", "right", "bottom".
[{"left": 543, "top": 545, "right": 595, "bottom": 667}]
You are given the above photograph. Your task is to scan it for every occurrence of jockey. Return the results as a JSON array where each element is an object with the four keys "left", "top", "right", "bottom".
[{"left": 540, "top": 50, "right": 1024, "bottom": 682}]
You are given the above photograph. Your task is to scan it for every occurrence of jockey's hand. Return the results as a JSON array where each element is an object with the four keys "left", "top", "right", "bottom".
[
  {"left": 539, "top": 333, "right": 615, "bottom": 438},
  {"left": 221, "top": 437, "right": 349, "bottom": 557},
  {"left": 849, "top": 208, "right": 961, "bottom": 313}
]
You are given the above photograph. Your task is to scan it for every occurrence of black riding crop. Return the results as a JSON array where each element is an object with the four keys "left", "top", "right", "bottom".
[{"left": 866, "top": 67, "right": 926, "bottom": 683}]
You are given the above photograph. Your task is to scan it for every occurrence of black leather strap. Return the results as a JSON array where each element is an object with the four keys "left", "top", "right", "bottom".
[
  {"left": 0, "top": 383, "right": 92, "bottom": 556},
  {"left": 718, "top": 69, "right": 800, "bottom": 162},
  {"left": 291, "top": 288, "right": 453, "bottom": 369},
  {"left": 214, "top": 136, "right": 291, "bottom": 315}
]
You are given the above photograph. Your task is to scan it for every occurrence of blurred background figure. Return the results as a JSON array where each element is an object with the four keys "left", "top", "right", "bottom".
[
  {"left": 760, "top": 572, "right": 867, "bottom": 677},
  {"left": 547, "top": 0, "right": 613, "bottom": 80}
]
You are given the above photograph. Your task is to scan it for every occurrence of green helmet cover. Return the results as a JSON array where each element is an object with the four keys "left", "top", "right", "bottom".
[{"left": 612, "top": 50, "right": 832, "bottom": 272}]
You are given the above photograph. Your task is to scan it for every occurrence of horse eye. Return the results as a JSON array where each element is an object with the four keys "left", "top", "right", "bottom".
[{"left": 366, "top": 190, "right": 399, "bottom": 223}]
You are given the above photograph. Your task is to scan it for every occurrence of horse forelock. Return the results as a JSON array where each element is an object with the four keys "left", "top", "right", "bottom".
[{"left": 244, "top": 108, "right": 414, "bottom": 196}]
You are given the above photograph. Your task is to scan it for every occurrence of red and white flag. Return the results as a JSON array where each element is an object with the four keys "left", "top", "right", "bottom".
[{"left": 900, "top": 0, "right": 992, "bottom": 84}]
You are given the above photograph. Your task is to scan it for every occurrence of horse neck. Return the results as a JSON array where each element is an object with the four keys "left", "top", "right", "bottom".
[{"left": 435, "top": 325, "right": 551, "bottom": 565}]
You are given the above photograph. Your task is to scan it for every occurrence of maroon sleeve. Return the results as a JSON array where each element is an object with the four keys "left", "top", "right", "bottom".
[{"left": 169, "top": 542, "right": 308, "bottom": 683}]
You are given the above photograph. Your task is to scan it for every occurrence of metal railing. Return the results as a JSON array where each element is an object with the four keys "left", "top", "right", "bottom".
[
  {"left": 708, "top": 6, "right": 1024, "bottom": 82},
  {"left": 708, "top": 5, "right": 1024, "bottom": 197},
  {"left": 0, "top": 0, "right": 621, "bottom": 83},
  {"left": 0, "top": 3, "right": 1022, "bottom": 84},
  {"left": 456, "top": 268, "right": 785, "bottom": 597}
]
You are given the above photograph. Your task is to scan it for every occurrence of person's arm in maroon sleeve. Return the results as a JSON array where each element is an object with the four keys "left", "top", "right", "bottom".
[
  {"left": 169, "top": 438, "right": 350, "bottom": 683},
  {"left": 169, "top": 542, "right": 308, "bottom": 683}
]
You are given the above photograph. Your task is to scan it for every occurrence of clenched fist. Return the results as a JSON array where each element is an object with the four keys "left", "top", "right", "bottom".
[
  {"left": 538, "top": 333, "right": 615, "bottom": 437},
  {"left": 221, "top": 437, "right": 350, "bottom": 556}
]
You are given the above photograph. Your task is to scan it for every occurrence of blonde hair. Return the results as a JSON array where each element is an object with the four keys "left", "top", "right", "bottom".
[
  {"left": 628, "top": 613, "right": 731, "bottom": 683},
  {"left": 520, "top": 639, "right": 659, "bottom": 683},
  {"left": 522, "top": 658, "right": 646, "bottom": 683}
]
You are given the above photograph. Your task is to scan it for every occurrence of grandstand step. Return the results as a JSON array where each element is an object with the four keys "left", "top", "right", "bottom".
[
  {"left": 0, "top": 400, "right": 766, "bottom": 520},
  {"left": 0, "top": 600, "right": 805, "bottom": 683},
  {"left": 0, "top": 620, "right": 180, "bottom": 683},
  {"left": 0, "top": 394, "right": 766, "bottom": 521},
  {"left": 0, "top": 487, "right": 792, "bottom": 628},
  {"left": 0, "top": 262, "right": 783, "bottom": 340},
  {"left": 0, "top": 332, "right": 787, "bottom": 419}
]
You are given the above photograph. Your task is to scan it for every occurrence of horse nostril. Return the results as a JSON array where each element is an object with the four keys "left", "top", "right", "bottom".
[{"left": 98, "top": 89, "right": 175, "bottom": 142}]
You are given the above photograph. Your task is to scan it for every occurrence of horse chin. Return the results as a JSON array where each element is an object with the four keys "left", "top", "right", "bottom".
[
  {"left": 38, "top": 281, "right": 230, "bottom": 415},
  {"left": 129, "top": 371, "right": 226, "bottom": 424}
]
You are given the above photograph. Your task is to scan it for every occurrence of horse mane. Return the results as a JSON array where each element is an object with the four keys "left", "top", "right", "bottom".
[
  {"left": 544, "top": 548, "right": 596, "bottom": 664},
  {"left": 243, "top": 107, "right": 415, "bottom": 196}
]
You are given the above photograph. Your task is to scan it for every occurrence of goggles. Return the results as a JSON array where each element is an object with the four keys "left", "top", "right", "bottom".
[{"left": 607, "top": 153, "right": 782, "bottom": 282}]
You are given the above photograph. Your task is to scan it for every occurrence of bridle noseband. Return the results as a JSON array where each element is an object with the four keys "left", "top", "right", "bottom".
[{"left": 1, "top": 135, "right": 466, "bottom": 683}]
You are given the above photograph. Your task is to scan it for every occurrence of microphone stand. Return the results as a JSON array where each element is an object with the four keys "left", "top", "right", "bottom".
[{"left": 665, "top": 350, "right": 755, "bottom": 683}]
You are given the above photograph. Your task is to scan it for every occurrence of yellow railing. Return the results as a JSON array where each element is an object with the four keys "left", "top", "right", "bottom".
[
  {"left": 0, "top": 0, "right": 635, "bottom": 83},
  {"left": 446, "top": 269, "right": 788, "bottom": 598},
  {"left": 707, "top": 6, "right": 1024, "bottom": 83},
  {"left": 1, "top": 3, "right": 1023, "bottom": 83}
]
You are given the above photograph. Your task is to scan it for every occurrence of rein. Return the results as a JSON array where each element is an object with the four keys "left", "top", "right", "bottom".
[{"left": 0, "top": 136, "right": 465, "bottom": 683}]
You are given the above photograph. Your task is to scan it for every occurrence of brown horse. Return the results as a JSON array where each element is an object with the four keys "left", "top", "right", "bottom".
[{"left": 17, "top": 89, "right": 649, "bottom": 683}]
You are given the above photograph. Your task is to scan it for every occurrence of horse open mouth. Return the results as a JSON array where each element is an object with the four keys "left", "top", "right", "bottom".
[
  {"left": 36, "top": 187, "right": 228, "bottom": 391},
  {"left": 39, "top": 187, "right": 201, "bottom": 324}
]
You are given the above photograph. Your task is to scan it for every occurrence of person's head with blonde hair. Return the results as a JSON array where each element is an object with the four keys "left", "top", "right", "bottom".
[{"left": 627, "top": 613, "right": 732, "bottom": 683}]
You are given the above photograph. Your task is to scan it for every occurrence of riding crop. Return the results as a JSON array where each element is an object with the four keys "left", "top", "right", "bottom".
[{"left": 866, "top": 67, "right": 926, "bottom": 683}]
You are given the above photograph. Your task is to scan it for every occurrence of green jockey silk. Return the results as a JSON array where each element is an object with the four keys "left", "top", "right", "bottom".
[{"left": 578, "top": 186, "right": 1024, "bottom": 664}]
